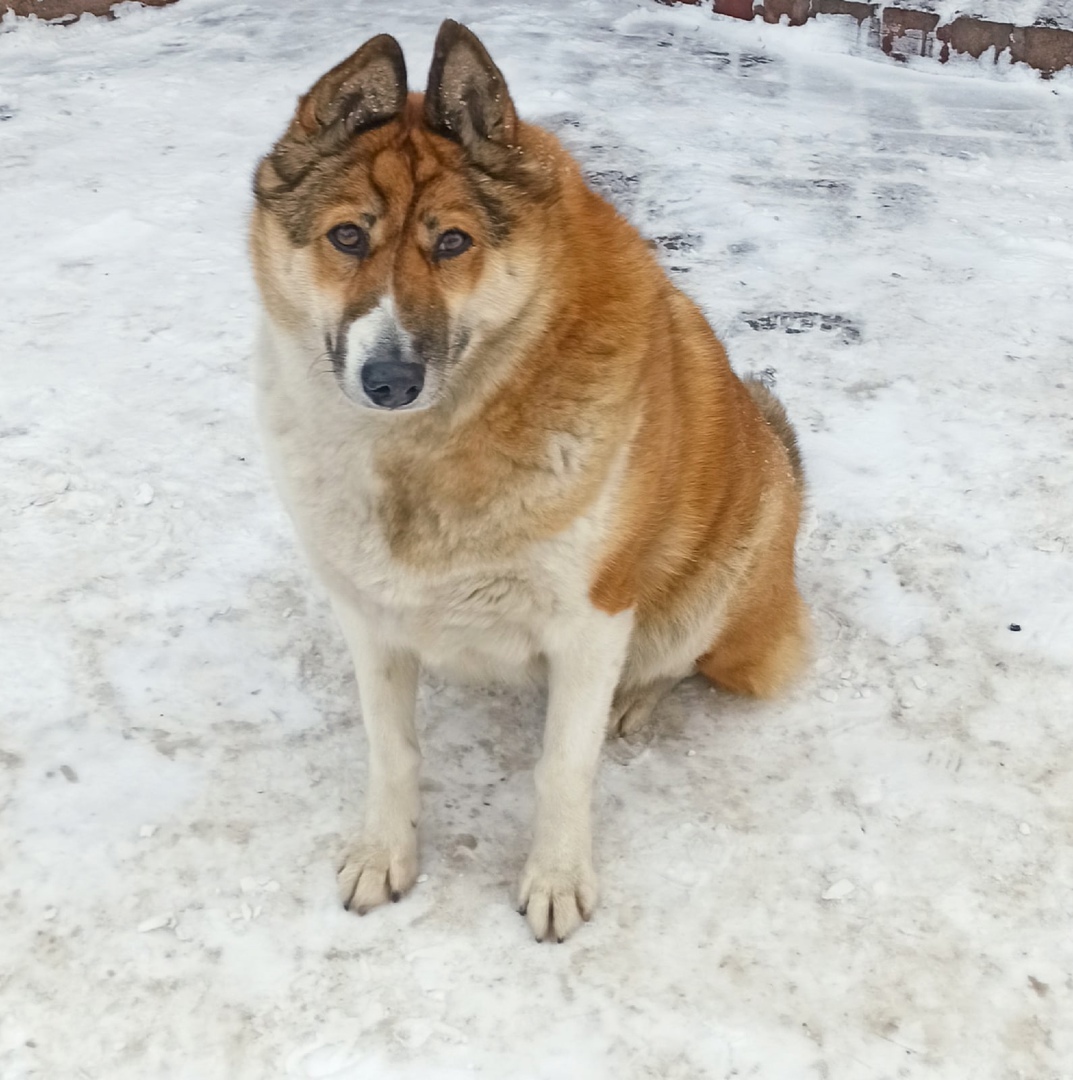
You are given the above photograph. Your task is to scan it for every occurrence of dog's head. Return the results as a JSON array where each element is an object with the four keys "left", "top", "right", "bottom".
[{"left": 251, "top": 21, "right": 556, "bottom": 414}]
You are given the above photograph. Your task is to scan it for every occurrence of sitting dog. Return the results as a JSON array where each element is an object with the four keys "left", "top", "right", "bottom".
[{"left": 250, "top": 20, "right": 808, "bottom": 942}]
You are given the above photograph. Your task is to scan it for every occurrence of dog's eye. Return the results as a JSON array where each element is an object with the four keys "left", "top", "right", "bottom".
[
  {"left": 433, "top": 229, "right": 472, "bottom": 261},
  {"left": 328, "top": 223, "right": 369, "bottom": 258}
]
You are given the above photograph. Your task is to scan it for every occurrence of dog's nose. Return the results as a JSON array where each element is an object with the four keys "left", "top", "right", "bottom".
[{"left": 360, "top": 360, "right": 425, "bottom": 409}]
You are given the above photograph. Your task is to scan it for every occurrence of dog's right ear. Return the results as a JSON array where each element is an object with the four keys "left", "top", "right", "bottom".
[{"left": 295, "top": 34, "right": 407, "bottom": 144}]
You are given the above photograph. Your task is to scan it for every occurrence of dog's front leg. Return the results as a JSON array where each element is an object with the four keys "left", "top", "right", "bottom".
[
  {"left": 519, "top": 608, "right": 633, "bottom": 942},
  {"left": 331, "top": 596, "right": 421, "bottom": 915}
]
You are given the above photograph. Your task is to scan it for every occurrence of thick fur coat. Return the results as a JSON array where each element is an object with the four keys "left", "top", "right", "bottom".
[{"left": 250, "top": 21, "right": 808, "bottom": 941}]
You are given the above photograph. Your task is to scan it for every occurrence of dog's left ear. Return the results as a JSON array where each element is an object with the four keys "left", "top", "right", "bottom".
[{"left": 424, "top": 21, "right": 518, "bottom": 156}]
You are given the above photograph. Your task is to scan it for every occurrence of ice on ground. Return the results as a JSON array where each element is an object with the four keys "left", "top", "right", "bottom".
[
  {"left": 1, "top": 1, "right": 1072, "bottom": 1078},
  {"left": 821, "top": 879, "right": 857, "bottom": 901}
]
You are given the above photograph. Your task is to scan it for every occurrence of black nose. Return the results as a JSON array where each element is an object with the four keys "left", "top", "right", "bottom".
[{"left": 360, "top": 360, "right": 425, "bottom": 409}]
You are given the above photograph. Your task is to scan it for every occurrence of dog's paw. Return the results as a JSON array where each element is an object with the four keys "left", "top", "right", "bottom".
[
  {"left": 608, "top": 683, "right": 665, "bottom": 739},
  {"left": 337, "top": 834, "right": 418, "bottom": 915},
  {"left": 517, "top": 852, "right": 598, "bottom": 942},
  {"left": 609, "top": 699, "right": 657, "bottom": 739}
]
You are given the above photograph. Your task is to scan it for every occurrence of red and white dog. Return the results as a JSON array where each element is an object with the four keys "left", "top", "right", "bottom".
[{"left": 250, "top": 21, "right": 808, "bottom": 941}]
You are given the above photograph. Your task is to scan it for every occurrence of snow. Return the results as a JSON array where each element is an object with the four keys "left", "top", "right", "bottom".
[
  {"left": 1, "top": 0, "right": 1072, "bottom": 1077},
  {"left": 821, "top": 878, "right": 857, "bottom": 900}
]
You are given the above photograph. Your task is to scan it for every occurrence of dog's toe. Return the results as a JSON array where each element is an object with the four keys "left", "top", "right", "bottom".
[
  {"left": 517, "top": 856, "right": 598, "bottom": 943},
  {"left": 338, "top": 835, "right": 418, "bottom": 915}
]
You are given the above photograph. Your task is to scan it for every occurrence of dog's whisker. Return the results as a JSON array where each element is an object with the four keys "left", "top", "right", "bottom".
[{"left": 307, "top": 351, "right": 337, "bottom": 379}]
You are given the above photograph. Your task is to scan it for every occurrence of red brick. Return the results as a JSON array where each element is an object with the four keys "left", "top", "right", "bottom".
[
  {"left": 1010, "top": 24, "right": 1073, "bottom": 75},
  {"left": 937, "top": 16, "right": 1013, "bottom": 64},
  {"left": 0, "top": 0, "right": 177, "bottom": 19},
  {"left": 714, "top": 0, "right": 757, "bottom": 21},
  {"left": 811, "top": 0, "right": 875, "bottom": 24},
  {"left": 763, "top": 0, "right": 811, "bottom": 27},
  {"left": 881, "top": 6, "right": 940, "bottom": 58}
]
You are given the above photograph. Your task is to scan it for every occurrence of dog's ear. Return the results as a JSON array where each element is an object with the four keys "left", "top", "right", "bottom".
[
  {"left": 424, "top": 21, "right": 518, "bottom": 156},
  {"left": 296, "top": 34, "right": 407, "bottom": 143}
]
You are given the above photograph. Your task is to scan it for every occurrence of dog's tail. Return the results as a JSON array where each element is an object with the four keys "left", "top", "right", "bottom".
[{"left": 743, "top": 376, "right": 804, "bottom": 487}]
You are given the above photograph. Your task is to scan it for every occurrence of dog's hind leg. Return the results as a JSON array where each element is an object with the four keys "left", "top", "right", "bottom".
[
  {"left": 607, "top": 676, "right": 680, "bottom": 739},
  {"left": 699, "top": 481, "right": 808, "bottom": 699},
  {"left": 697, "top": 573, "right": 808, "bottom": 699}
]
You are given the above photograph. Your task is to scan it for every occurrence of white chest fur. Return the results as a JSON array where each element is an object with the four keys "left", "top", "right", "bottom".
[{"left": 253, "top": 322, "right": 613, "bottom": 685}]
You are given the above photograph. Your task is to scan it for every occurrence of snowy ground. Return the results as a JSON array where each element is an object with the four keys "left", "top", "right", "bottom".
[{"left": 2, "top": 1, "right": 1072, "bottom": 1077}]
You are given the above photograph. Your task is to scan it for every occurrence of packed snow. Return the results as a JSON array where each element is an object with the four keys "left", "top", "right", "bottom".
[{"left": 1, "top": 1, "right": 1071, "bottom": 1077}]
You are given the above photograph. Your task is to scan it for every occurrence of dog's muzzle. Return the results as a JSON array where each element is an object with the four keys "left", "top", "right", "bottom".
[{"left": 338, "top": 297, "right": 430, "bottom": 410}]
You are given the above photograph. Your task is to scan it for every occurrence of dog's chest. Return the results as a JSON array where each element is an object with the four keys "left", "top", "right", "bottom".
[
  {"left": 266, "top": 416, "right": 594, "bottom": 682},
  {"left": 255, "top": 329, "right": 615, "bottom": 678},
  {"left": 327, "top": 499, "right": 589, "bottom": 680},
  {"left": 331, "top": 507, "right": 559, "bottom": 673}
]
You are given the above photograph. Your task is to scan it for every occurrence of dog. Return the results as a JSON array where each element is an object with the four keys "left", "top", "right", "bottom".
[{"left": 250, "top": 20, "right": 808, "bottom": 942}]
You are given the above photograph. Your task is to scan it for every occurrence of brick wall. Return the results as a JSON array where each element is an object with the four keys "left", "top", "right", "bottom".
[
  {"left": 659, "top": 0, "right": 1073, "bottom": 75},
  {"left": 0, "top": 0, "right": 177, "bottom": 23}
]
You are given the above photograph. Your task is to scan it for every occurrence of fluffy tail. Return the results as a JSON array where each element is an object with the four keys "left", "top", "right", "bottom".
[{"left": 744, "top": 376, "right": 804, "bottom": 486}]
